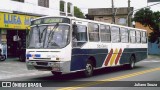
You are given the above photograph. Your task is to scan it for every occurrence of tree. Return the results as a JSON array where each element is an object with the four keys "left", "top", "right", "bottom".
[
  {"left": 74, "top": 6, "right": 85, "bottom": 18},
  {"left": 133, "top": 8, "right": 160, "bottom": 43},
  {"left": 60, "top": 3, "right": 85, "bottom": 18}
]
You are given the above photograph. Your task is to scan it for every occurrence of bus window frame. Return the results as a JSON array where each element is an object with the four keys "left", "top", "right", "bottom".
[
  {"left": 100, "top": 24, "right": 111, "bottom": 42},
  {"left": 88, "top": 22, "right": 100, "bottom": 42},
  {"left": 120, "top": 27, "right": 129, "bottom": 43},
  {"left": 129, "top": 29, "right": 136, "bottom": 43},
  {"left": 141, "top": 31, "right": 147, "bottom": 43},
  {"left": 111, "top": 26, "right": 121, "bottom": 43},
  {"left": 136, "top": 30, "right": 141, "bottom": 43}
]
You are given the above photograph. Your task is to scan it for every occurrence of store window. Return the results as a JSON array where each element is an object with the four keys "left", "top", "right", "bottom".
[
  {"left": 38, "top": 0, "right": 49, "bottom": 8},
  {"left": 118, "top": 18, "right": 126, "bottom": 25}
]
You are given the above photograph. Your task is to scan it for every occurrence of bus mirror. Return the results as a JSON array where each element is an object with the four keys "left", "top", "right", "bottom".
[{"left": 26, "top": 26, "right": 30, "bottom": 35}]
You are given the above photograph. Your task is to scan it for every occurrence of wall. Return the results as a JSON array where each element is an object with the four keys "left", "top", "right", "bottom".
[
  {"left": 94, "top": 15, "right": 127, "bottom": 25},
  {"left": 0, "top": 0, "right": 60, "bottom": 16},
  {"left": 148, "top": 41, "right": 160, "bottom": 55},
  {"left": 135, "top": 22, "right": 152, "bottom": 36}
]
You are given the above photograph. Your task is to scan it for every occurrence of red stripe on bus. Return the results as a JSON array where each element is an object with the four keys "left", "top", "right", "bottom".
[
  {"left": 104, "top": 49, "right": 113, "bottom": 66},
  {"left": 115, "top": 48, "right": 122, "bottom": 65}
]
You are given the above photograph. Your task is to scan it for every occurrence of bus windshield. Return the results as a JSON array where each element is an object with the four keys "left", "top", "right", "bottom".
[{"left": 28, "top": 24, "right": 70, "bottom": 49}]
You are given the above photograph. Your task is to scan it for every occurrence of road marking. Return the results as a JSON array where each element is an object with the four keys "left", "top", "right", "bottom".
[{"left": 58, "top": 67, "right": 160, "bottom": 90}]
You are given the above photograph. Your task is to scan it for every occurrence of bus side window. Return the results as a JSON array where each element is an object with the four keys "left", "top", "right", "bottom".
[
  {"left": 141, "top": 31, "right": 147, "bottom": 43},
  {"left": 100, "top": 25, "right": 111, "bottom": 42},
  {"left": 130, "top": 30, "right": 136, "bottom": 43},
  {"left": 72, "top": 22, "right": 87, "bottom": 47},
  {"left": 88, "top": 23, "right": 99, "bottom": 42},
  {"left": 136, "top": 31, "right": 141, "bottom": 43},
  {"left": 111, "top": 26, "right": 120, "bottom": 43},
  {"left": 72, "top": 22, "right": 78, "bottom": 38},
  {"left": 121, "top": 28, "right": 129, "bottom": 43}
]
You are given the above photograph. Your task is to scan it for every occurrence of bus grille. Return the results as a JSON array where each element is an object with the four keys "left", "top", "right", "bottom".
[
  {"left": 34, "top": 66, "right": 52, "bottom": 70},
  {"left": 36, "top": 62, "right": 48, "bottom": 66}
]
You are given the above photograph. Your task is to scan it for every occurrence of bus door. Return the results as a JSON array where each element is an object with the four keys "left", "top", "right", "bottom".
[{"left": 72, "top": 20, "right": 88, "bottom": 48}]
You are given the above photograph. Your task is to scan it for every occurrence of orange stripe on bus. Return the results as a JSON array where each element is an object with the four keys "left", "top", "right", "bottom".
[
  {"left": 115, "top": 48, "right": 122, "bottom": 65},
  {"left": 104, "top": 49, "right": 113, "bottom": 66}
]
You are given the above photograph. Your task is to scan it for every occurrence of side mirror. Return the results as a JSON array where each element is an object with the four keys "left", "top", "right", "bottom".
[{"left": 26, "top": 26, "right": 30, "bottom": 35}]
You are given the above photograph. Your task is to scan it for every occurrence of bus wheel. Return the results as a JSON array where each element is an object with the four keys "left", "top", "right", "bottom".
[
  {"left": 0, "top": 55, "right": 6, "bottom": 61},
  {"left": 51, "top": 71, "right": 62, "bottom": 77},
  {"left": 128, "top": 56, "right": 135, "bottom": 69},
  {"left": 84, "top": 61, "right": 94, "bottom": 77},
  {"left": 19, "top": 54, "right": 26, "bottom": 62}
]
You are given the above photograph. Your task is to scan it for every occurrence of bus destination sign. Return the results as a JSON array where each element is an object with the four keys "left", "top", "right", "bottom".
[{"left": 31, "top": 17, "right": 70, "bottom": 25}]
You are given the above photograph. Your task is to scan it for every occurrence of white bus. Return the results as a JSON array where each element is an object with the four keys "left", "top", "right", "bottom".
[{"left": 26, "top": 16, "right": 148, "bottom": 77}]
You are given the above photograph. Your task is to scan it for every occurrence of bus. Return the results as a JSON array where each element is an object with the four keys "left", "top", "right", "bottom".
[{"left": 26, "top": 16, "right": 148, "bottom": 77}]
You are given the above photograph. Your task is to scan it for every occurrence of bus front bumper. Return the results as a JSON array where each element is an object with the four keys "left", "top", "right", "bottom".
[{"left": 26, "top": 61, "right": 71, "bottom": 73}]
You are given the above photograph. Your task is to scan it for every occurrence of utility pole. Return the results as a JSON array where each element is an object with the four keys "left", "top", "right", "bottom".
[
  {"left": 128, "top": 0, "right": 131, "bottom": 26},
  {"left": 112, "top": 0, "right": 115, "bottom": 24}
]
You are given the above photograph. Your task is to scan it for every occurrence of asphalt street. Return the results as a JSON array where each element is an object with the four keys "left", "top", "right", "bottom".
[{"left": 0, "top": 55, "right": 160, "bottom": 90}]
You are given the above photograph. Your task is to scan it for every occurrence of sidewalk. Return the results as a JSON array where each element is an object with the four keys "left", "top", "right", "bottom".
[
  {"left": 0, "top": 58, "right": 51, "bottom": 80},
  {"left": 148, "top": 55, "right": 160, "bottom": 60}
]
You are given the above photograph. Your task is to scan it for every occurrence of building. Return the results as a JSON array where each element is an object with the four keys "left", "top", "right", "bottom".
[
  {"left": 135, "top": 22, "right": 152, "bottom": 36},
  {"left": 0, "top": 0, "right": 74, "bottom": 57},
  {"left": 87, "top": 7, "right": 133, "bottom": 26}
]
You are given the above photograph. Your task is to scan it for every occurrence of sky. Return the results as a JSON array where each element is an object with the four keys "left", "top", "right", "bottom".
[{"left": 66, "top": 0, "right": 160, "bottom": 14}]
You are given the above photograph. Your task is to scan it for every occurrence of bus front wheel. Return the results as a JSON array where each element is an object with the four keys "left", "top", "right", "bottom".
[{"left": 84, "top": 61, "right": 94, "bottom": 77}]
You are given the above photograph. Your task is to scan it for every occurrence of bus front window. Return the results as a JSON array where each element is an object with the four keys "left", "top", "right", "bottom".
[{"left": 28, "top": 24, "right": 70, "bottom": 49}]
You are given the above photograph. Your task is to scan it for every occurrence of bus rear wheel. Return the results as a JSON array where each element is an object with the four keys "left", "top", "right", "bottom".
[
  {"left": 128, "top": 56, "right": 135, "bottom": 69},
  {"left": 84, "top": 61, "right": 94, "bottom": 77}
]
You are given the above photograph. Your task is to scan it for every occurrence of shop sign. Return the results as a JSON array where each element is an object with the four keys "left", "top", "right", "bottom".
[{"left": 0, "top": 12, "right": 38, "bottom": 29}]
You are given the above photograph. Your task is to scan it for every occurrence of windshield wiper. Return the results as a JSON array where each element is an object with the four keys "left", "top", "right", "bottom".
[
  {"left": 40, "top": 26, "right": 48, "bottom": 41},
  {"left": 36, "top": 25, "right": 41, "bottom": 43},
  {"left": 46, "top": 23, "right": 59, "bottom": 47}
]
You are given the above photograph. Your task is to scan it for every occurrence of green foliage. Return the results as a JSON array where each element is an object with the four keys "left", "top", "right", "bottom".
[
  {"left": 133, "top": 8, "right": 160, "bottom": 43},
  {"left": 74, "top": 6, "right": 85, "bottom": 18},
  {"left": 60, "top": 3, "right": 85, "bottom": 18}
]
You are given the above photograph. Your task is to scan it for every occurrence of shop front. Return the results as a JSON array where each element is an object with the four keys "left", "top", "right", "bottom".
[{"left": 0, "top": 12, "right": 37, "bottom": 58}]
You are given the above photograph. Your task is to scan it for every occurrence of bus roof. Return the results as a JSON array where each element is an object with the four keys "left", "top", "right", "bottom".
[{"left": 32, "top": 16, "right": 147, "bottom": 32}]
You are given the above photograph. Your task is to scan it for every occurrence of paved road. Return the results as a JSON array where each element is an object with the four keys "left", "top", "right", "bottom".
[{"left": 0, "top": 56, "right": 160, "bottom": 90}]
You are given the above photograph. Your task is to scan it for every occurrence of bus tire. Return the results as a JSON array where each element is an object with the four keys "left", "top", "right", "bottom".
[
  {"left": 19, "top": 54, "right": 26, "bottom": 62},
  {"left": 128, "top": 56, "right": 135, "bottom": 69},
  {"left": 51, "top": 71, "right": 62, "bottom": 77},
  {"left": 84, "top": 60, "right": 94, "bottom": 77}
]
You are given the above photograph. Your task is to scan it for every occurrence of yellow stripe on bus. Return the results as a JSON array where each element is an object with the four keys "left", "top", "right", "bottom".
[{"left": 109, "top": 48, "right": 119, "bottom": 66}]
